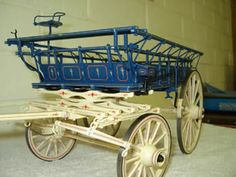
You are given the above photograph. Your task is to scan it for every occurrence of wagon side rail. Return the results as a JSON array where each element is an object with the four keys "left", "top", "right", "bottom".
[{"left": 5, "top": 26, "right": 203, "bottom": 64}]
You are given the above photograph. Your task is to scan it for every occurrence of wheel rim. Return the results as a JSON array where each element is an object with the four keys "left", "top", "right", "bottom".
[
  {"left": 26, "top": 119, "right": 76, "bottom": 161},
  {"left": 118, "top": 114, "right": 171, "bottom": 177},
  {"left": 177, "top": 71, "right": 204, "bottom": 154}
]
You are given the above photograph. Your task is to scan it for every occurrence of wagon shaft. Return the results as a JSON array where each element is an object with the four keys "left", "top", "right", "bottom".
[{"left": 0, "top": 111, "right": 69, "bottom": 121}]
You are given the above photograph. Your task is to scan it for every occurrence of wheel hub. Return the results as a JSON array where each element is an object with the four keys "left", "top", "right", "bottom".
[
  {"left": 186, "top": 105, "right": 202, "bottom": 120},
  {"left": 140, "top": 145, "right": 166, "bottom": 167}
]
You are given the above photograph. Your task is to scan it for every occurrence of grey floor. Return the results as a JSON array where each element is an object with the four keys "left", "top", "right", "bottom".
[{"left": 0, "top": 117, "right": 236, "bottom": 177}]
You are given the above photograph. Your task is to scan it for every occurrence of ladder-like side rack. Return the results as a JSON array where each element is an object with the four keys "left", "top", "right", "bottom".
[{"left": 5, "top": 26, "right": 203, "bottom": 94}]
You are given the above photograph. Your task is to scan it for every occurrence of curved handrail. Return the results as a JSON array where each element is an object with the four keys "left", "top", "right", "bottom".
[{"left": 33, "top": 12, "right": 65, "bottom": 27}]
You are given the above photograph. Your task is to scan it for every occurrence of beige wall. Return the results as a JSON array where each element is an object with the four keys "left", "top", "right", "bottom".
[{"left": 0, "top": 0, "right": 233, "bottom": 107}]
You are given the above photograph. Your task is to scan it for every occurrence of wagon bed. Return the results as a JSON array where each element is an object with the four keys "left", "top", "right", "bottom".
[{"left": 6, "top": 26, "right": 203, "bottom": 94}]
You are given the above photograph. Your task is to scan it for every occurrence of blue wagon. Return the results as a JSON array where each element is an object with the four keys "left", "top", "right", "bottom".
[{"left": 5, "top": 12, "right": 205, "bottom": 177}]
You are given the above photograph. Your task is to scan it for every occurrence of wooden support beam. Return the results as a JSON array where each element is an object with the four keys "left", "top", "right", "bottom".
[{"left": 0, "top": 111, "right": 67, "bottom": 121}]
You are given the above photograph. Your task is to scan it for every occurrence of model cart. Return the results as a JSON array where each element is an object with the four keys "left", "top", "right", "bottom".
[
  {"left": 203, "top": 83, "right": 236, "bottom": 125},
  {"left": 3, "top": 12, "right": 204, "bottom": 177}
]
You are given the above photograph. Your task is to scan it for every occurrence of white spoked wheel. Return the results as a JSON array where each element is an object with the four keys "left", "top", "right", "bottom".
[
  {"left": 117, "top": 114, "right": 171, "bottom": 177},
  {"left": 177, "top": 70, "right": 204, "bottom": 154},
  {"left": 25, "top": 119, "right": 77, "bottom": 161}
]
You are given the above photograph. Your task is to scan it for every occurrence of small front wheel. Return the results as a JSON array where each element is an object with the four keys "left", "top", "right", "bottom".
[
  {"left": 25, "top": 119, "right": 77, "bottom": 161},
  {"left": 117, "top": 114, "right": 171, "bottom": 177}
]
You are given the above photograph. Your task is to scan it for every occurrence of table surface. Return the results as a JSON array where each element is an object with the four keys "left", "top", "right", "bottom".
[{"left": 0, "top": 117, "right": 235, "bottom": 177}]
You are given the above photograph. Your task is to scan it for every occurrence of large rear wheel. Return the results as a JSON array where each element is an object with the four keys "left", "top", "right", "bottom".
[{"left": 177, "top": 70, "right": 204, "bottom": 154}]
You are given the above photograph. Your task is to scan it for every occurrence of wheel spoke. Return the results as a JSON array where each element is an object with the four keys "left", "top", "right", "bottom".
[
  {"left": 149, "top": 122, "right": 160, "bottom": 144},
  {"left": 182, "top": 118, "right": 190, "bottom": 134},
  {"left": 149, "top": 167, "right": 156, "bottom": 177},
  {"left": 187, "top": 121, "right": 192, "bottom": 148},
  {"left": 194, "top": 94, "right": 201, "bottom": 105},
  {"left": 188, "top": 82, "right": 192, "bottom": 104},
  {"left": 184, "top": 120, "right": 190, "bottom": 147},
  {"left": 138, "top": 129, "right": 145, "bottom": 145},
  {"left": 136, "top": 165, "right": 143, "bottom": 177},
  {"left": 54, "top": 141, "right": 58, "bottom": 156},
  {"left": 153, "top": 132, "right": 167, "bottom": 146},
  {"left": 45, "top": 140, "right": 52, "bottom": 156},
  {"left": 127, "top": 161, "right": 141, "bottom": 177},
  {"left": 145, "top": 121, "right": 151, "bottom": 144},
  {"left": 142, "top": 166, "right": 147, "bottom": 177},
  {"left": 185, "top": 91, "right": 191, "bottom": 106},
  {"left": 191, "top": 75, "right": 196, "bottom": 102},
  {"left": 58, "top": 139, "right": 66, "bottom": 150},
  {"left": 36, "top": 136, "right": 50, "bottom": 150},
  {"left": 191, "top": 121, "right": 197, "bottom": 146},
  {"left": 193, "top": 120, "right": 201, "bottom": 139},
  {"left": 193, "top": 80, "right": 200, "bottom": 100},
  {"left": 126, "top": 155, "right": 140, "bottom": 164}
]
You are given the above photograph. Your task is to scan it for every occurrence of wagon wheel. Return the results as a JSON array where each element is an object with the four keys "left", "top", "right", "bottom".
[
  {"left": 25, "top": 119, "right": 77, "bottom": 161},
  {"left": 117, "top": 114, "right": 171, "bottom": 177},
  {"left": 83, "top": 118, "right": 121, "bottom": 136},
  {"left": 177, "top": 70, "right": 204, "bottom": 154}
]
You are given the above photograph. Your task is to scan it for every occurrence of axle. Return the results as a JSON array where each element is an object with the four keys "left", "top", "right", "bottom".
[{"left": 54, "top": 121, "right": 130, "bottom": 150}]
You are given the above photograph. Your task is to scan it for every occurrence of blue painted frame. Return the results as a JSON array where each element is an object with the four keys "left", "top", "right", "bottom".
[{"left": 5, "top": 26, "right": 203, "bottom": 94}]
